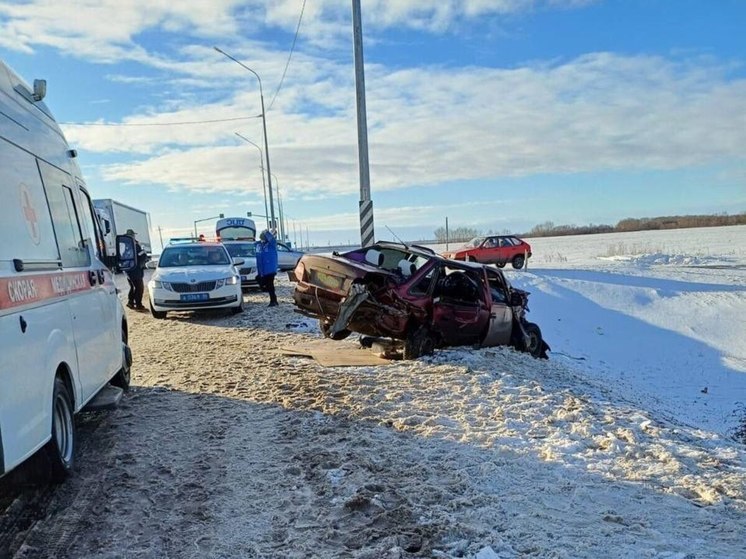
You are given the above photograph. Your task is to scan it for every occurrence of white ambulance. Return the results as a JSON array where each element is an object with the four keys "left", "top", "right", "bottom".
[{"left": 0, "top": 60, "right": 133, "bottom": 480}]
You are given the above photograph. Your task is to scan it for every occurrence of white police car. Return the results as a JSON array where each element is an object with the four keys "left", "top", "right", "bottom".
[
  {"left": 147, "top": 240, "right": 243, "bottom": 318},
  {"left": 222, "top": 241, "right": 259, "bottom": 291}
]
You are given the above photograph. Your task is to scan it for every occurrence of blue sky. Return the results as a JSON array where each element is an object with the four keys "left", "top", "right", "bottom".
[{"left": 1, "top": 0, "right": 745, "bottom": 248}]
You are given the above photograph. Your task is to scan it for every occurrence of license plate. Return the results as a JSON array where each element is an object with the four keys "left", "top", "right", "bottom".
[
  {"left": 180, "top": 293, "right": 209, "bottom": 302},
  {"left": 310, "top": 269, "right": 344, "bottom": 291}
]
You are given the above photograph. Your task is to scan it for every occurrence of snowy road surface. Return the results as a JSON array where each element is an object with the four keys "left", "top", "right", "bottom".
[{"left": 1, "top": 226, "right": 745, "bottom": 558}]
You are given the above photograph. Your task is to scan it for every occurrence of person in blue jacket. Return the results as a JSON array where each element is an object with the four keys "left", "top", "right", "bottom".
[{"left": 256, "top": 229, "right": 279, "bottom": 307}]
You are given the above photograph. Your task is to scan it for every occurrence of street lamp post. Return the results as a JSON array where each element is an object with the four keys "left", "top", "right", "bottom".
[
  {"left": 193, "top": 214, "right": 224, "bottom": 238},
  {"left": 270, "top": 173, "right": 286, "bottom": 243},
  {"left": 235, "top": 132, "right": 269, "bottom": 230},
  {"left": 214, "top": 46, "right": 276, "bottom": 230}
]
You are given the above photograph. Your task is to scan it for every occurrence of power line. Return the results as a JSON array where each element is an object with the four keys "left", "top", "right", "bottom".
[
  {"left": 59, "top": 114, "right": 262, "bottom": 127},
  {"left": 267, "top": 0, "right": 307, "bottom": 111}
]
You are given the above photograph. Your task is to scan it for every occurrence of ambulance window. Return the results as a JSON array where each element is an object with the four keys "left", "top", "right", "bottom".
[
  {"left": 47, "top": 184, "right": 90, "bottom": 268},
  {"left": 78, "top": 187, "right": 103, "bottom": 260}
]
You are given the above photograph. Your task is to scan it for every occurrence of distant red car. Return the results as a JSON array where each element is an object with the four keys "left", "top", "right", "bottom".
[{"left": 442, "top": 235, "right": 532, "bottom": 269}]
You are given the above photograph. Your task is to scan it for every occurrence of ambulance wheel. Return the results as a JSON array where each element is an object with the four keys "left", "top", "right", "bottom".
[
  {"left": 111, "top": 333, "right": 132, "bottom": 391},
  {"left": 150, "top": 302, "right": 166, "bottom": 319},
  {"left": 45, "top": 377, "right": 75, "bottom": 482}
]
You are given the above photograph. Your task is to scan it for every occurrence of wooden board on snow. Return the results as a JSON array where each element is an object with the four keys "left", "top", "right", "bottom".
[{"left": 279, "top": 340, "right": 391, "bottom": 367}]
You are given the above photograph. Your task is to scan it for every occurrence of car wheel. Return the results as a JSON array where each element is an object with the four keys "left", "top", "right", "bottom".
[
  {"left": 496, "top": 262, "right": 506, "bottom": 268},
  {"left": 231, "top": 301, "right": 244, "bottom": 315},
  {"left": 111, "top": 329, "right": 132, "bottom": 391},
  {"left": 45, "top": 378, "right": 75, "bottom": 482},
  {"left": 403, "top": 326, "right": 435, "bottom": 360},
  {"left": 468, "top": 255, "right": 477, "bottom": 263},
  {"left": 320, "top": 321, "right": 352, "bottom": 340},
  {"left": 511, "top": 255, "right": 525, "bottom": 269},
  {"left": 150, "top": 301, "right": 167, "bottom": 319},
  {"left": 521, "top": 322, "right": 544, "bottom": 358}
]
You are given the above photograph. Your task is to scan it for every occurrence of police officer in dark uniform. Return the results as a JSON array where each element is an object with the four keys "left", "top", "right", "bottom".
[{"left": 125, "top": 229, "right": 148, "bottom": 310}]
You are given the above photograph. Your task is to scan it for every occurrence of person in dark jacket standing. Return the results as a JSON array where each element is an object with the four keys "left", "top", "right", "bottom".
[
  {"left": 256, "top": 229, "right": 279, "bottom": 307},
  {"left": 125, "top": 228, "right": 148, "bottom": 310}
]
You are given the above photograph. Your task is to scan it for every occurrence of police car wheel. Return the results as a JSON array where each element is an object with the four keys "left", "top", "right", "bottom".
[
  {"left": 150, "top": 302, "right": 167, "bottom": 319},
  {"left": 45, "top": 377, "right": 75, "bottom": 482}
]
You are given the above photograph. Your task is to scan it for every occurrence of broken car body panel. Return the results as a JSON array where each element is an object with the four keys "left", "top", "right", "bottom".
[{"left": 293, "top": 242, "right": 548, "bottom": 358}]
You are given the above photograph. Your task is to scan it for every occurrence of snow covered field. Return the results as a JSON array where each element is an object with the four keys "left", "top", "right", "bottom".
[
  {"left": 1, "top": 226, "right": 745, "bottom": 559},
  {"left": 452, "top": 225, "right": 746, "bottom": 440}
]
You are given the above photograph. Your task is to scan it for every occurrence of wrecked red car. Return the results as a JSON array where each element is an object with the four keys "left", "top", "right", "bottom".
[{"left": 292, "top": 242, "right": 549, "bottom": 359}]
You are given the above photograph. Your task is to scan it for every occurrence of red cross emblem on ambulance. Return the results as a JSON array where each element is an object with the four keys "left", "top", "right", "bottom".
[{"left": 20, "top": 184, "right": 41, "bottom": 245}]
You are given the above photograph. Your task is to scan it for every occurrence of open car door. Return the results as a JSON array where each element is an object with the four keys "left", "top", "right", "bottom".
[
  {"left": 480, "top": 303, "right": 512, "bottom": 347},
  {"left": 480, "top": 268, "right": 513, "bottom": 346},
  {"left": 431, "top": 264, "right": 490, "bottom": 345}
]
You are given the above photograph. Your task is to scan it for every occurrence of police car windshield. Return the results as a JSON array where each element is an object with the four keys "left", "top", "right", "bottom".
[
  {"left": 224, "top": 243, "right": 256, "bottom": 258},
  {"left": 159, "top": 246, "right": 230, "bottom": 267}
]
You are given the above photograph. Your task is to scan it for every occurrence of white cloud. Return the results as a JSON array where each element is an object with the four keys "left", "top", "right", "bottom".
[
  {"left": 0, "top": 0, "right": 245, "bottom": 61},
  {"left": 0, "top": 0, "right": 594, "bottom": 58},
  {"left": 5, "top": 1, "right": 744, "bottom": 209},
  {"left": 62, "top": 52, "right": 746, "bottom": 201}
]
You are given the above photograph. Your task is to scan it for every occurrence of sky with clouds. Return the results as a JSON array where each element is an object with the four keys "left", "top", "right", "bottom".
[{"left": 1, "top": 0, "right": 745, "bottom": 248}]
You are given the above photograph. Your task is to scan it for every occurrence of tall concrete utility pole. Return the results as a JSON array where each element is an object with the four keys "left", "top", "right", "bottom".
[{"left": 352, "top": 0, "right": 374, "bottom": 247}]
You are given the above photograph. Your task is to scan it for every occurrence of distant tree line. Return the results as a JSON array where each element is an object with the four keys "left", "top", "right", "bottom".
[
  {"left": 529, "top": 213, "right": 746, "bottom": 238},
  {"left": 434, "top": 212, "right": 746, "bottom": 241}
]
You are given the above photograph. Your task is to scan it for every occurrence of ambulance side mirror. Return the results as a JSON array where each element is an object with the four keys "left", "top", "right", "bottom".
[{"left": 116, "top": 235, "right": 137, "bottom": 272}]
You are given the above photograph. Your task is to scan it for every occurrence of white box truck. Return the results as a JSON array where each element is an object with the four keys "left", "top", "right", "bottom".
[
  {"left": 1, "top": 59, "right": 134, "bottom": 480},
  {"left": 93, "top": 199, "right": 152, "bottom": 256}
]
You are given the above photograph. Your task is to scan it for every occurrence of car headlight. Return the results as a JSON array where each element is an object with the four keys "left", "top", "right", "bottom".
[
  {"left": 151, "top": 280, "right": 173, "bottom": 291},
  {"left": 215, "top": 276, "right": 239, "bottom": 288}
]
